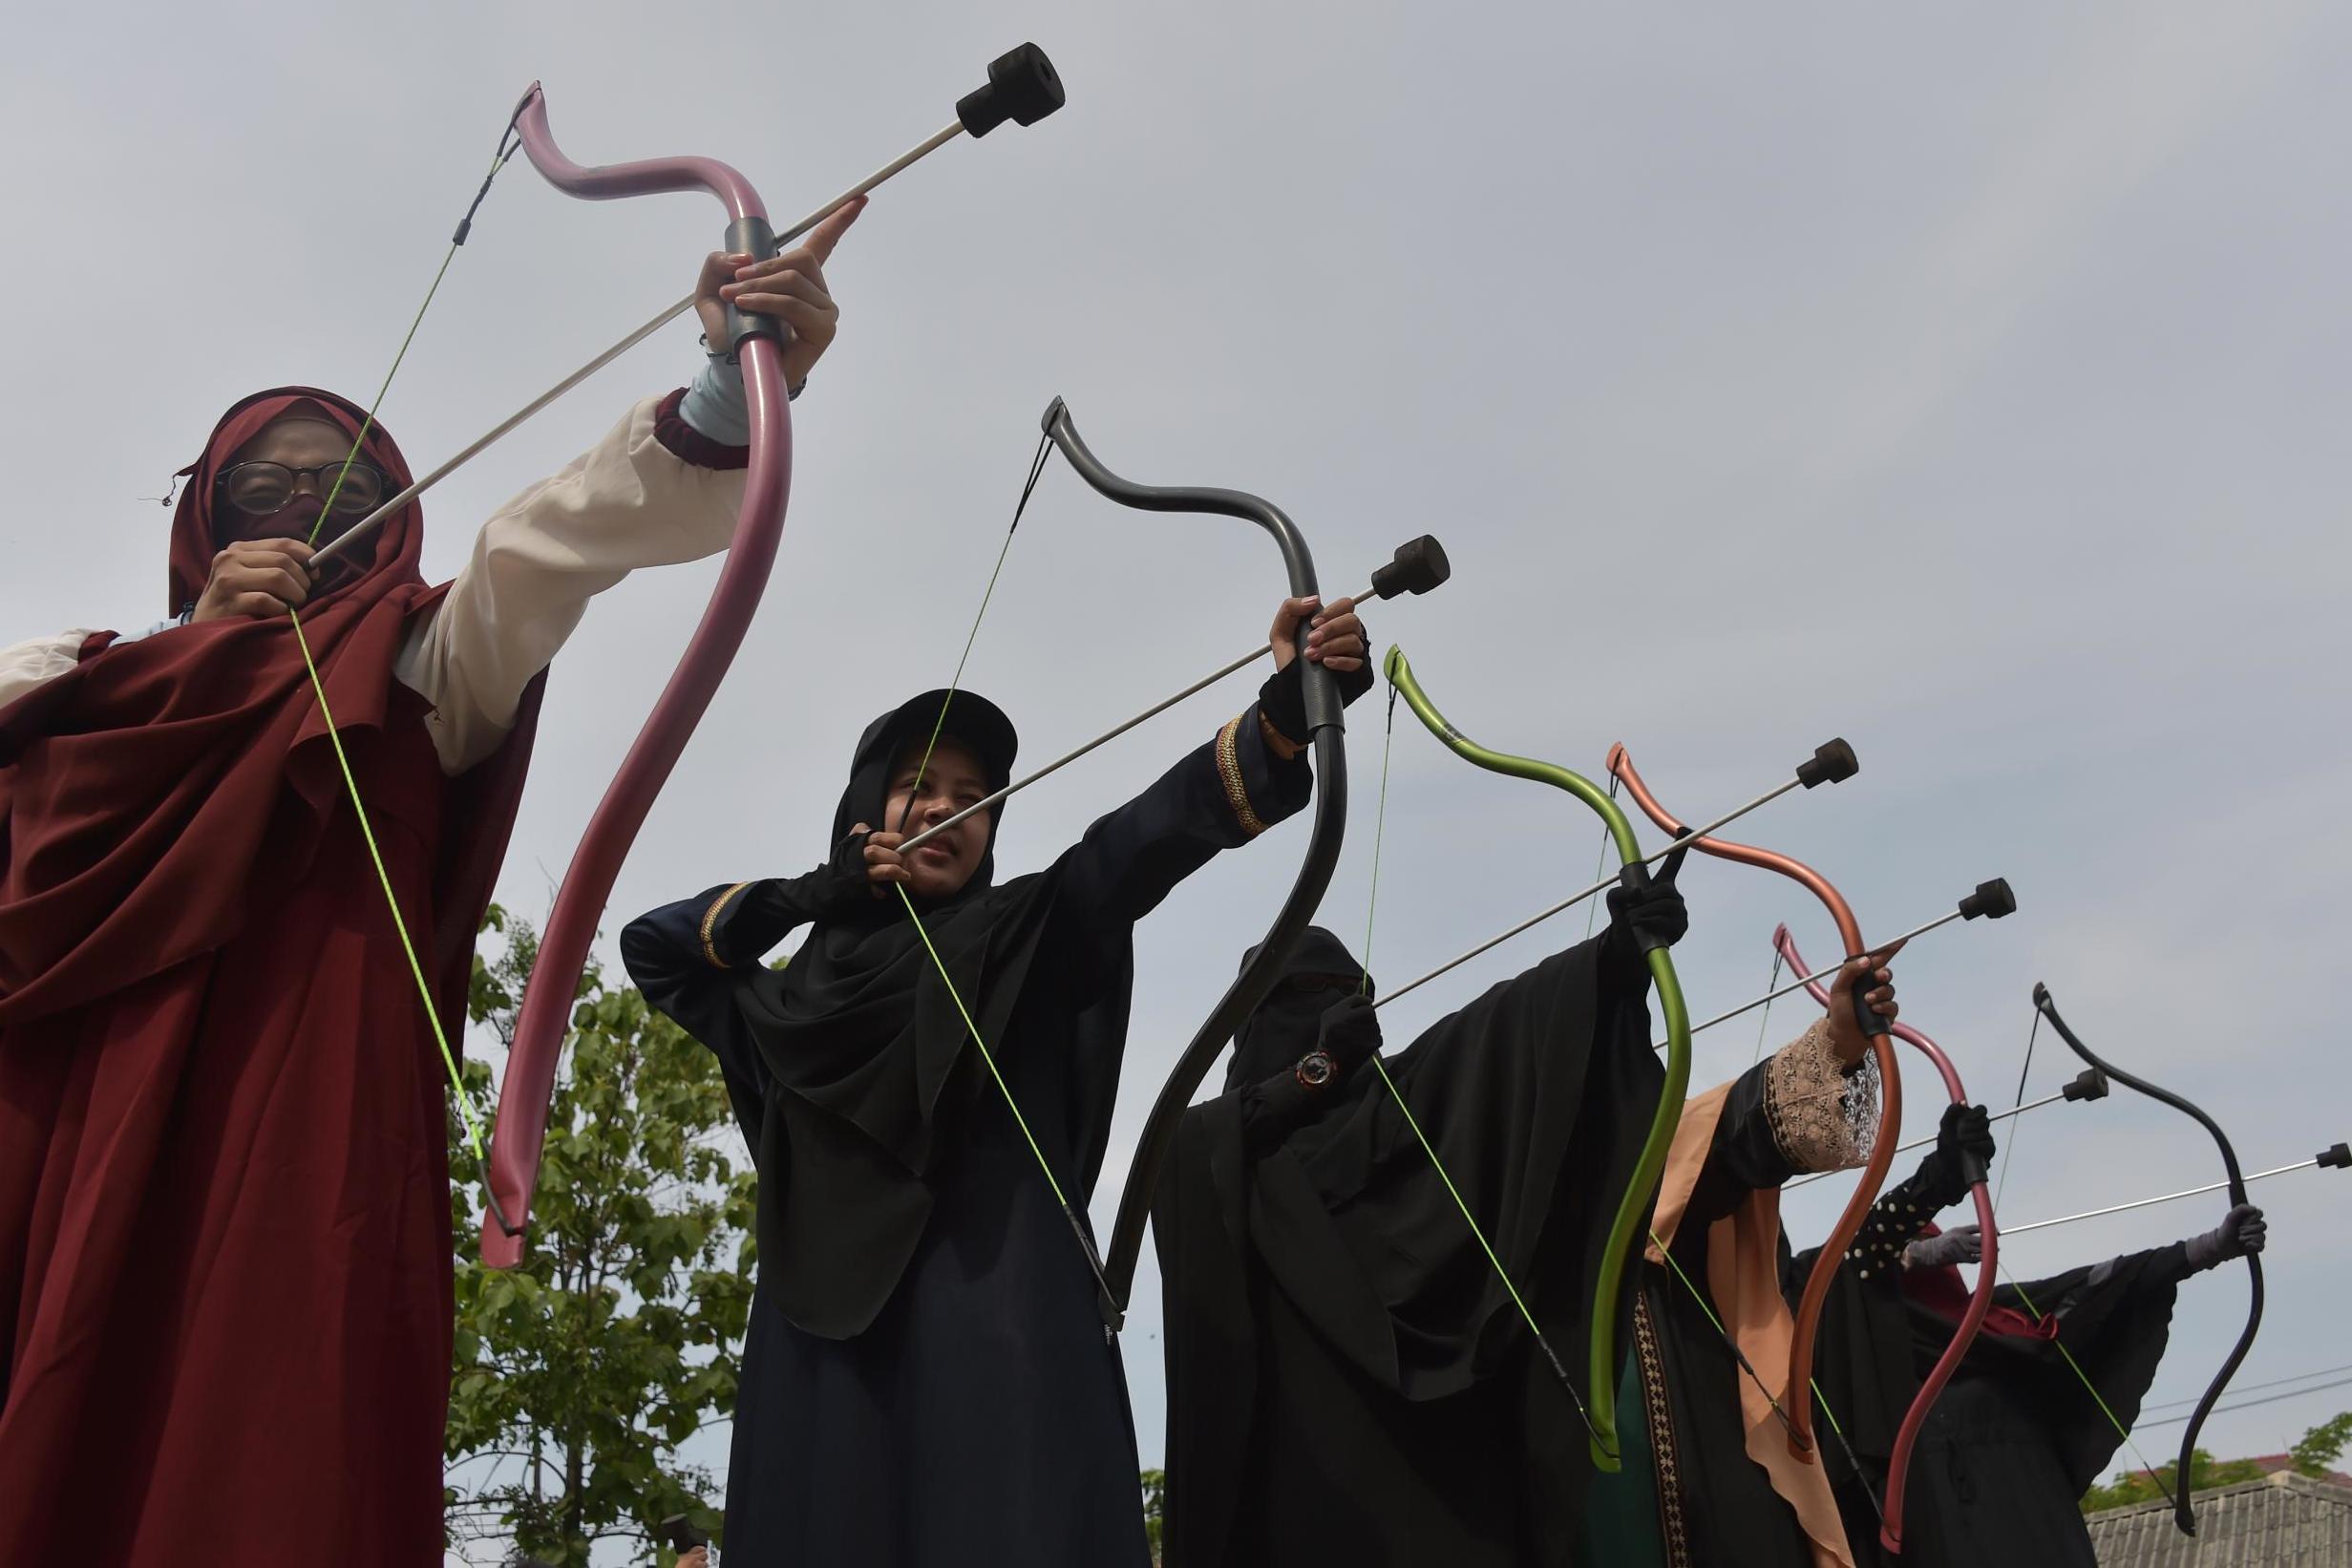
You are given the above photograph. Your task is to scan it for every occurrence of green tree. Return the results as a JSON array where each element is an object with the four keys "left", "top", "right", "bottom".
[
  {"left": 2081, "top": 1450, "right": 2264, "bottom": 1514},
  {"left": 444, "top": 905, "right": 757, "bottom": 1566},
  {"left": 2290, "top": 1410, "right": 2352, "bottom": 1478},
  {"left": 1140, "top": 1468, "right": 1166, "bottom": 1558}
]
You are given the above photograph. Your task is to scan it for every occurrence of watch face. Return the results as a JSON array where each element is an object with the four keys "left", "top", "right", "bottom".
[{"left": 1296, "top": 1050, "right": 1336, "bottom": 1088}]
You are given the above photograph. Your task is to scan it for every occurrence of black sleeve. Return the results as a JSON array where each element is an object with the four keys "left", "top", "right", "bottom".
[
  {"left": 621, "top": 878, "right": 819, "bottom": 1119},
  {"left": 1050, "top": 698, "right": 1313, "bottom": 950},
  {"left": 1685, "top": 1057, "right": 1797, "bottom": 1231}
]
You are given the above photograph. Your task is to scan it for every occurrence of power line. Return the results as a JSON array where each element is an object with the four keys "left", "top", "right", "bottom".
[
  {"left": 2135, "top": 1373, "right": 2352, "bottom": 1430},
  {"left": 2140, "top": 1362, "right": 2352, "bottom": 1414}
]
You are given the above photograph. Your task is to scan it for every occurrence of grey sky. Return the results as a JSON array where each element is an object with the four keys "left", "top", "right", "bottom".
[{"left": 6, "top": 0, "right": 2347, "bottom": 1544}]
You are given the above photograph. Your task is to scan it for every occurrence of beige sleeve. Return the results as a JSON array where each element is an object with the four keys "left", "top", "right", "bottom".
[
  {"left": 0, "top": 630, "right": 101, "bottom": 710},
  {"left": 1763, "top": 1016, "right": 1881, "bottom": 1173},
  {"left": 395, "top": 395, "right": 749, "bottom": 774}
]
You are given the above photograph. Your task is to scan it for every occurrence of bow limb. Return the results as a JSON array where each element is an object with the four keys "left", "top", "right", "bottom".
[
  {"left": 1777, "top": 924, "right": 1997, "bottom": 1555},
  {"left": 1603, "top": 741, "right": 1903, "bottom": 1468},
  {"left": 2031, "top": 983, "right": 2261, "bottom": 1538},
  {"left": 479, "top": 87, "right": 796, "bottom": 1266},
  {"left": 1041, "top": 398, "right": 1349, "bottom": 1314},
  {"left": 1385, "top": 648, "right": 1691, "bottom": 1473}
]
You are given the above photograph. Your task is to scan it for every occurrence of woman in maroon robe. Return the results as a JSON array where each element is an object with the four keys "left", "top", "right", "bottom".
[{"left": 0, "top": 222, "right": 855, "bottom": 1563}]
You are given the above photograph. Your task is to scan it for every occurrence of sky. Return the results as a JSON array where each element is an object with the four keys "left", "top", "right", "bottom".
[{"left": 6, "top": 0, "right": 2348, "bottom": 1550}]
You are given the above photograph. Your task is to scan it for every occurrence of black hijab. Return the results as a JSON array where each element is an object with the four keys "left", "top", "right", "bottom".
[{"left": 731, "top": 689, "right": 1068, "bottom": 1339}]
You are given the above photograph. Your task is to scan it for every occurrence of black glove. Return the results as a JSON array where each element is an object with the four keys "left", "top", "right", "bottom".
[
  {"left": 1914, "top": 1102, "right": 1996, "bottom": 1209},
  {"left": 1600, "top": 843, "right": 1689, "bottom": 979},
  {"left": 2186, "top": 1203, "right": 2266, "bottom": 1271},
  {"left": 1258, "top": 650, "right": 1373, "bottom": 751},
  {"left": 1316, "top": 992, "right": 1384, "bottom": 1074},
  {"left": 801, "top": 826, "right": 881, "bottom": 922}
]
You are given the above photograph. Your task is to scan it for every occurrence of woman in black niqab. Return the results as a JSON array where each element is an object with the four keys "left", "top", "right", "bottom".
[
  {"left": 625, "top": 614, "right": 1359, "bottom": 1565},
  {"left": 1154, "top": 892, "right": 1685, "bottom": 1568}
]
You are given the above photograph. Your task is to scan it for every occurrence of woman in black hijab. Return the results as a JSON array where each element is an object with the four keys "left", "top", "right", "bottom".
[
  {"left": 1151, "top": 869, "right": 1696, "bottom": 1568},
  {"left": 623, "top": 593, "right": 1367, "bottom": 1566}
]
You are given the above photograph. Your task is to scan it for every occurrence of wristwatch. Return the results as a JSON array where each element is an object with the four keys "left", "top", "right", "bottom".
[{"left": 1295, "top": 1049, "right": 1337, "bottom": 1090}]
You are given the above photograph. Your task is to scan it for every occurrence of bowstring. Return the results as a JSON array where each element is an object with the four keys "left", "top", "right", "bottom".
[
  {"left": 1978, "top": 1007, "right": 2178, "bottom": 1512},
  {"left": 1576, "top": 776, "right": 1620, "bottom": 943},
  {"left": 1645, "top": 1225, "right": 1885, "bottom": 1528},
  {"left": 885, "top": 433, "right": 1111, "bottom": 1294},
  {"left": 893, "top": 884, "right": 1118, "bottom": 1308},
  {"left": 893, "top": 431, "right": 1053, "bottom": 834},
  {"left": 1996, "top": 1266, "right": 2181, "bottom": 1515},
  {"left": 1352, "top": 678, "right": 1600, "bottom": 1442},
  {"left": 1992, "top": 1009, "right": 2042, "bottom": 1218},
  {"left": 283, "top": 105, "right": 525, "bottom": 1160},
  {"left": 1748, "top": 949, "right": 1785, "bottom": 1069}
]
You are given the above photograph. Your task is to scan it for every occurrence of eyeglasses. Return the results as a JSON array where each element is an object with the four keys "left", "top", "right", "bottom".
[{"left": 214, "top": 460, "right": 389, "bottom": 519}]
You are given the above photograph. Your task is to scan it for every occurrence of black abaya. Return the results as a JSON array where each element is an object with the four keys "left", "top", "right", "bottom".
[
  {"left": 625, "top": 689, "right": 1312, "bottom": 1565},
  {"left": 1155, "top": 926, "right": 1663, "bottom": 1567}
]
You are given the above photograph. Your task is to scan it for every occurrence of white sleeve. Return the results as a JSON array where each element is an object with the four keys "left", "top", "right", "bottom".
[
  {"left": 395, "top": 395, "right": 749, "bottom": 774},
  {"left": 0, "top": 630, "right": 101, "bottom": 710}
]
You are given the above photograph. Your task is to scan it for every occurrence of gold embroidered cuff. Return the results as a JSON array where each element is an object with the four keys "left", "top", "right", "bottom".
[
  {"left": 1216, "top": 714, "right": 1271, "bottom": 837},
  {"left": 699, "top": 881, "right": 754, "bottom": 968},
  {"left": 1764, "top": 1016, "right": 1878, "bottom": 1172}
]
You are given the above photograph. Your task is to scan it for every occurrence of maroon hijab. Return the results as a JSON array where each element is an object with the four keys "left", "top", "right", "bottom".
[{"left": 0, "top": 387, "right": 533, "bottom": 1025}]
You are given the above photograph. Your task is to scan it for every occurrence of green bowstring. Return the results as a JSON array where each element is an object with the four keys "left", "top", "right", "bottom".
[
  {"left": 281, "top": 117, "right": 521, "bottom": 1158},
  {"left": 290, "top": 619, "right": 485, "bottom": 1158},
  {"left": 1642, "top": 1222, "right": 1885, "bottom": 1526},
  {"left": 1352, "top": 674, "right": 1601, "bottom": 1442},
  {"left": 1382, "top": 645, "right": 1693, "bottom": 1471},
  {"left": 1996, "top": 1264, "right": 2180, "bottom": 1514},
  {"left": 1985, "top": 1006, "right": 2179, "bottom": 1512},
  {"left": 882, "top": 433, "right": 1118, "bottom": 1302},
  {"left": 892, "top": 882, "right": 1118, "bottom": 1306}
]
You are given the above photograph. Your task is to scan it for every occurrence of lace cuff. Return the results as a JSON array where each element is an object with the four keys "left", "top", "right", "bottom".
[{"left": 1764, "top": 1017, "right": 1878, "bottom": 1172}]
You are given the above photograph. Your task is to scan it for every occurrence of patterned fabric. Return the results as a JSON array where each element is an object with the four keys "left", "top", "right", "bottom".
[
  {"left": 1633, "top": 1292, "right": 1694, "bottom": 1567},
  {"left": 1214, "top": 713, "right": 1270, "bottom": 837},
  {"left": 1764, "top": 1017, "right": 1878, "bottom": 1173},
  {"left": 700, "top": 881, "right": 754, "bottom": 967}
]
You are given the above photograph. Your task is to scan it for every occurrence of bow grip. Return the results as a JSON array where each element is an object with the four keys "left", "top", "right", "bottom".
[
  {"left": 1959, "top": 1148, "right": 1991, "bottom": 1187},
  {"left": 720, "top": 215, "right": 788, "bottom": 353}
]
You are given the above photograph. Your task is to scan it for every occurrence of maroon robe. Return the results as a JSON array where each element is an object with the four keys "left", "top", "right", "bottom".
[{"left": 0, "top": 390, "right": 539, "bottom": 1563}]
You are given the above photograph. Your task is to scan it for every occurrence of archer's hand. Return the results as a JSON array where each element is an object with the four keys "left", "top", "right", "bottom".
[
  {"left": 853, "top": 823, "right": 907, "bottom": 894},
  {"left": 1903, "top": 1225, "right": 1981, "bottom": 1270},
  {"left": 696, "top": 197, "right": 864, "bottom": 388},
  {"left": 1917, "top": 1102, "right": 1996, "bottom": 1206},
  {"left": 1605, "top": 843, "right": 1691, "bottom": 959},
  {"left": 1823, "top": 940, "right": 1904, "bottom": 1069},
  {"left": 1268, "top": 595, "right": 1367, "bottom": 676},
  {"left": 1316, "top": 992, "right": 1384, "bottom": 1074},
  {"left": 2187, "top": 1203, "right": 2266, "bottom": 1271},
  {"left": 191, "top": 539, "right": 315, "bottom": 622}
]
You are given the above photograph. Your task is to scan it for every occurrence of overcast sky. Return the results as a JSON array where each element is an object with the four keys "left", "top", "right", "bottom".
[{"left": 7, "top": 0, "right": 2347, "bottom": 1549}]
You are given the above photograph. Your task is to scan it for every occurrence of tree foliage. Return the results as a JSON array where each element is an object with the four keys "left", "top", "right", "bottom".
[
  {"left": 2291, "top": 1410, "right": 2352, "bottom": 1478},
  {"left": 2082, "top": 1410, "right": 2352, "bottom": 1514},
  {"left": 444, "top": 905, "right": 755, "bottom": 1566},
  {"left": 1140, "top": 1468, "right": 1166, "bottom": 1557}
]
